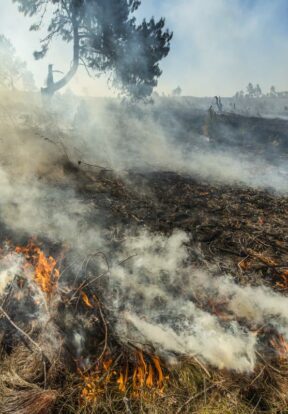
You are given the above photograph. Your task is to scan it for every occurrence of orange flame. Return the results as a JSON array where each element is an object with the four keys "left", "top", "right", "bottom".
[
  {"left": 132, "top": 351, "right": 166, "bottom": 393},
  {"left": 81, "top": 352, "right": 167, "bottom": 402},
  {"left": 146, "top": 364, "right": 154, "bottom": 388},
  {"left": 133, "top": 351, "right": 147, "bottom": 388},
  {"left": 81, "top": 357, "right": 114, "bottom": 402},
  {"left": 81, "top": 291, "right": 94, "bottom": 308},
  {"left": 152, "top": 356, "right": 164, "bottom": 388},
  {"left": 117, "top": 365, "right": 128, "bottom": 392},
  {"left": 15, "top": 241, "right": 59, "bottom": 294}
]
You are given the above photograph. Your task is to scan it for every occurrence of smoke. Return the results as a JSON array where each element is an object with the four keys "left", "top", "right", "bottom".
[
  {"left": 107, "top": 230, "right": 288, "bottom": 372},
  {"left": 0, "top": 90, "right": 287, "bottom": 374},
  {"left": 1, "top": 91, "right": 287, "bottom": 194},
  {"left": 67, "top": 97, "right": 288, "bottom": 194},
  {"left": 0, "top": 252, "right": 23, "bottom": 296}
]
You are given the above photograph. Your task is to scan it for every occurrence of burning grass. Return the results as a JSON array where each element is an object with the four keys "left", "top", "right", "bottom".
[
  {"left": 0, "top": 106, "right": 288, "bottom": 412},
  {"left": 15, "top": 242, "right": 60, "bottom": 294},
  {"left": 0, "top": 221, "right": 288, "bottom": 413}
]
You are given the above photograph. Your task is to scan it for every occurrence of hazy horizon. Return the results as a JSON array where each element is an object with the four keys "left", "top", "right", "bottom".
[{"left": 1, "top": 0, "right": 288, "bottom": 97}]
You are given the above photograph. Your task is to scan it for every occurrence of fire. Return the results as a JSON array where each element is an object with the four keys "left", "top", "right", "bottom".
[
  {"left": 152, "top": 356, "right": 164, "bottom": 387},
  {"left": 117, "top": 366, "right": 128, "bottom": 392},
  {"left": 80, "top": 357, "right": 114, "bottom": 402},
  {"left": 81, "top": 291, "right": 94, "bottom": 308},
  {"left": 81, "top": 351, "right": 168, "bottom": 402},
  {"left": 132, "top": 352, "right": 166, "bottom": 392},
  {"left": 271, "top": 335, "right": 288, "bottom": 361},
  {"left": 15, "top": 241, "right": 60, "bottom": 294},
  {"left": 133, "top": 351, "right": 147, "bottom": 388}
]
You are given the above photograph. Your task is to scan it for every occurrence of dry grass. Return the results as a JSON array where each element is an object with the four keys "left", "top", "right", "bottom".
[
  {"left": 1, "top": 329, "right": 288, "bottom": 414},
  {"left": 0, "top": 388, "right": 57, "bottom": 414},
  {"left": 0, "top": 343, "right": 60, "bottom": 414},
  {"left": 47, "top": 358, "right": 288, "bottom": 413},
  {"left": 1, "top": 91, "right": 288, "bottom": 413}
]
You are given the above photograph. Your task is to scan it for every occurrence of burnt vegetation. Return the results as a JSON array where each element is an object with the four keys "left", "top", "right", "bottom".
[
  {"left": 0, "top": 92, "right": 287, "bottom": 413},
  {"left": 0, "top": 2, "right": 288, "bottom": 414}
]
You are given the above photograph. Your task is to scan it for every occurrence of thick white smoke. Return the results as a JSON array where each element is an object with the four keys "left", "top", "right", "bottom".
[
  {"left": 67, "top": 97, "right": 288, "bottom": 194},
  {"left": 0, "top": 252, "right": 23, "bottom": 296},
  {"left": 109, "top": 230, "right": 288, "bottom": 372},
  {"left": 0, "top": 91, "right": 287, "bottom": 374}
]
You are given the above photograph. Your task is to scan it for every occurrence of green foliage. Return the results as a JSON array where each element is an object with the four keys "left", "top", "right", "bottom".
[{"left": 13, "top": 0, "right": 172, "bottom": 98}]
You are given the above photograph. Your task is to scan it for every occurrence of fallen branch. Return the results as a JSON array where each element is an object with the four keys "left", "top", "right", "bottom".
[{"left": 0, "top": 306, "right": 43, "bottom": 354}]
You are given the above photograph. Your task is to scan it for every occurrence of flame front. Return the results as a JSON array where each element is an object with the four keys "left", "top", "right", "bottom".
[
  {"left": 15, "top": 241, "right": 60, "bottom": 294},
  {"left": 81, "top": 352, "right": 167, "bottom": 402},
  {"left": 81, "top": 358, "right": 114, "bottom": 402}
]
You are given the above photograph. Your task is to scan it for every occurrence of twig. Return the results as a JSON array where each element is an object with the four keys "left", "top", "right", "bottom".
[
  {"left": 43, "top": 136, "right": 70, "bottom": 163},
  {"left": 251, "top": 396, "right": 262, "bottom": 414},
  {"left": 123, "top": 397, "right": 133, "bottom": 414},
  {"left": 256, "top": 351, "right": 283, "bottom": 375},
  {"left": 238, "top": 255, "right": 250, "bottom": 272},
  {"left": 193, "top": 356, "right": 211, "bottom": 378},
  {"left": 82, "top": 352, "right": 122, "bottom": 378},
  {"left": 95, "top": 297, "right": 108, "bottom": 362},
  {"left": 176, "top": 384, "right": 216, "bottom": 413},
  {"left": 97, "top": 353, "right": 122, "bottom": 384},
  {"left": 74, "top": 254, "right": 137, "bottom": 295},
  {"left": 249, "top": 365, "right": 265, "bottom": 386},
  {"left": 0, "top": 276, "right": 16, "bottom": 308},
  {"left": 0, "top": 306, "right": 42, "bottom": 354},
  {"left": 78, "top": 159, "right": 112, "bottom": 172}
]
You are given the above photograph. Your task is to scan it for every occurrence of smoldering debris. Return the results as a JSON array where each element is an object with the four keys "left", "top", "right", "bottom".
[{"left": 0, "top": 91, "right": 288, "bottom": 413}]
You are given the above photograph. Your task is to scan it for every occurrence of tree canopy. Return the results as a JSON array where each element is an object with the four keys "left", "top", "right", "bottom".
[
  {"left": 0, "top": 34, "right": 36, "bottom": 91},
  {"left": 13, "top": 0, "right": 173, "bottom": 98}
]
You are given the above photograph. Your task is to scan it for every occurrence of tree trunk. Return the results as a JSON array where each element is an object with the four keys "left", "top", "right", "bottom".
[{"left": 41, "top": 16, "right": 79, "bottom": 96}]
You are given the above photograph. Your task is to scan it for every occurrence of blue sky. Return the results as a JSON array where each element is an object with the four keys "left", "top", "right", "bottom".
[{"left": 0, "top": 0, "right": 288, "bottom": 96}]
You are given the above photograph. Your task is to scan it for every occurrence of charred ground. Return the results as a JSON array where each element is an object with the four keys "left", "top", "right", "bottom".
[
  {"left": 69, "top": 163, "right": 288, "bottom": 291},
  {"left": 0, "top": 94, "right": 288, "bottom": 413}
]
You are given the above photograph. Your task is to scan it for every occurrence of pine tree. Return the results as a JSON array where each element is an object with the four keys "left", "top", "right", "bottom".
[{"left": 14, "top": 0, "right": 172, "bottom": 98}]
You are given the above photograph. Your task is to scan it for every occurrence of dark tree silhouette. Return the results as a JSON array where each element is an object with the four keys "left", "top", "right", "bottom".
[{"left": 13, "top": 0, "right": 173, "bottom": 98}]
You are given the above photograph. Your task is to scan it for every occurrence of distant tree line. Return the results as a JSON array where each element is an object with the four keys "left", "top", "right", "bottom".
[
  {"left": 234, "top": 83, "right": 288, "bottom": 99},
  {"left": 0, "top": 35, "right": 36, "bottom": 91}
]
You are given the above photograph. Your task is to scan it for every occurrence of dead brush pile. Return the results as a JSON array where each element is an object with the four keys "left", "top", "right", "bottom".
[{"left": 0, "top": 164, "right": 288, "bottom": 414}]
